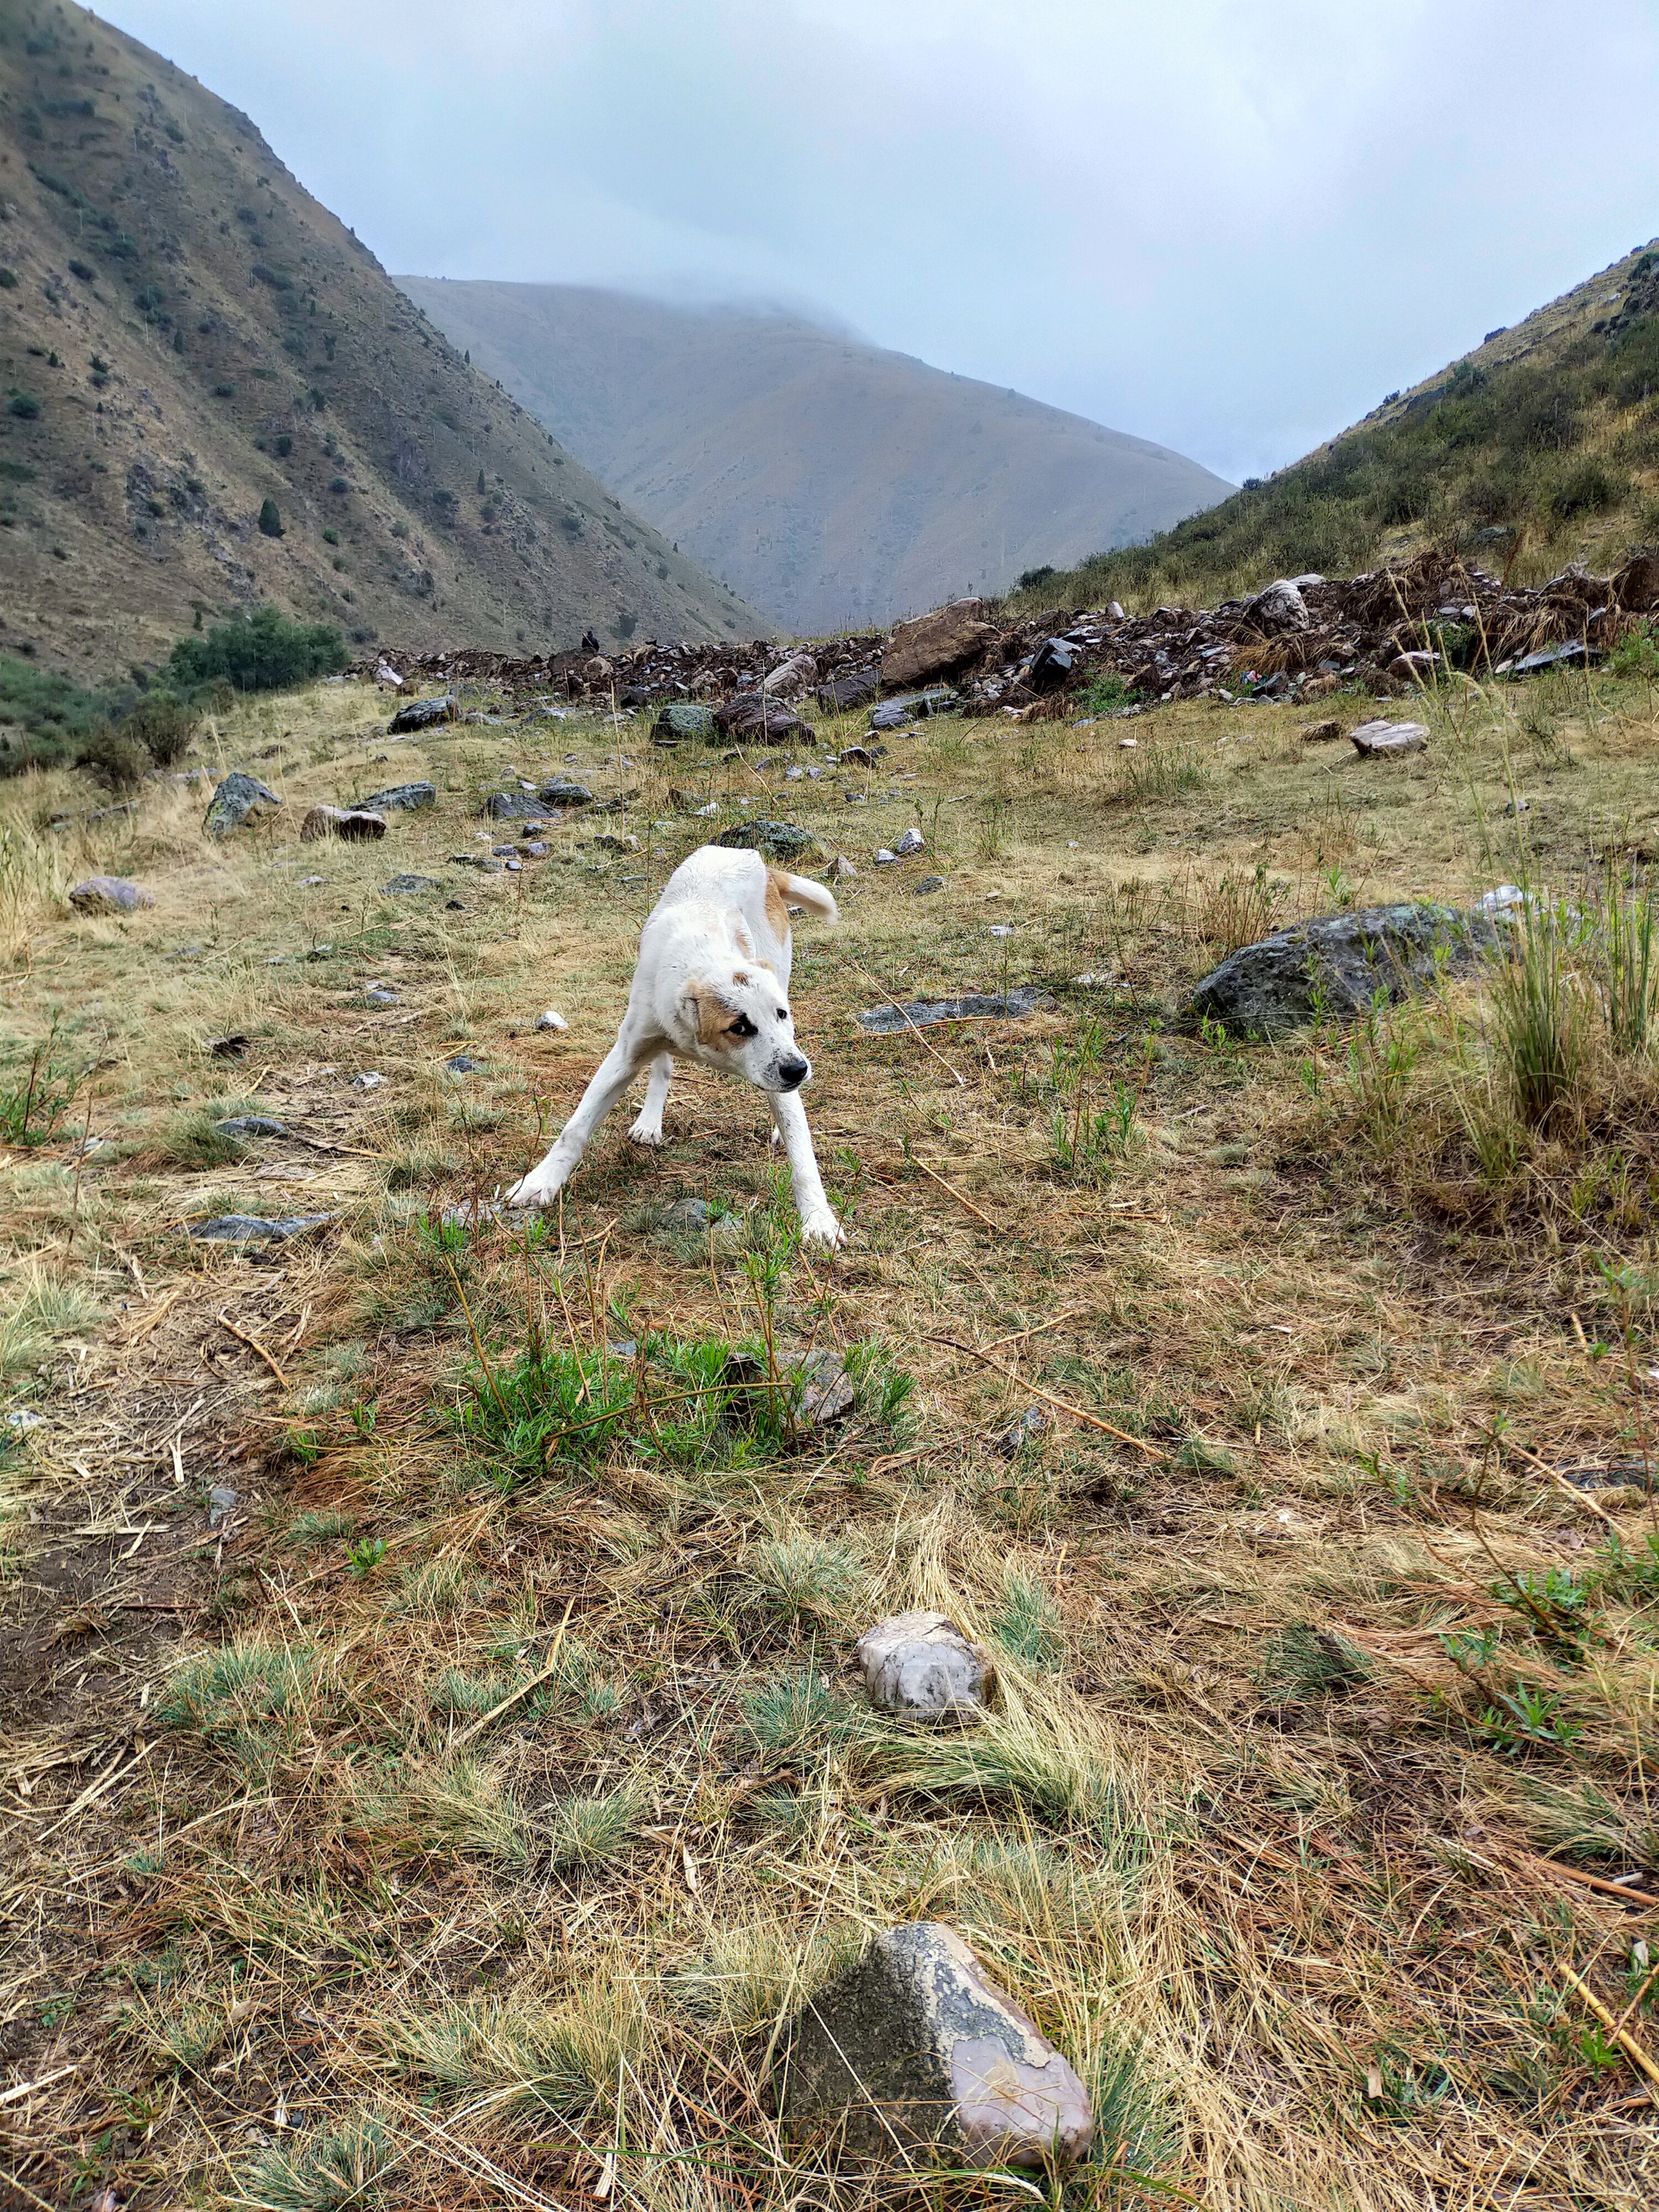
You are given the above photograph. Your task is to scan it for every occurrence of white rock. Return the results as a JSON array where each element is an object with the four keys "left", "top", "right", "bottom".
[
  {"left": 856, "top": 1611, "right": 992, "bottom": 1723},
  {"left": 1349, "top": 718, "right": 1428, "bottom": 757},
  {"left": 352, "top": 1072, "right": 385, "bottom": 1089},
  {"left": 693, "top": 801, "right": 720, "bottom": 818},
  {"left": 892, "top": 826, "right": 925, "bottom": 856},
  {"left": 535, "top": 1008, "right": 569, "bottom": 1032}
]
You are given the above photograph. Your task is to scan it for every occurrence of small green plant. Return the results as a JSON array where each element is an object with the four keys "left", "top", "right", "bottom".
[
  {"left": 743, "top": 1534, "right": 862, "bottom": 1638},
  {"left": 1257, "top": 1621, "right": 1373, "bottom": 1702},
  {"left": 0, "top": 1025, "right": 77, "bottom": 1147},
  {"left": 1491, "top": 897, "right": 1590, "bottom": 1130},
  {"left": 993, "top": 1567, "right": 1064, "bottom": 1673},
  {"left": 242, "top": 2112, "right": 394, "bottom": 2211},
  {"left": 1078, "top": 672, "right": 1141, "bottom": 716},
  {"left": 740, "top": 1671, "right": 874, "bottom": 1768},
  {"left": 1475, "top": 1680, "right": 1585, "bottom": 1756},
  {"left": 1049, "top": 1017, "right": 1139, "bottom": 1178},
  {"left": 544, "top": 1784, "right": 643, "bottom": 1872},
  {"left": 344, "top": 1536, "right": 387, "bottom": 1577},
  {"left": 75, "top": 719, "right": 151, "bottom": 792}
]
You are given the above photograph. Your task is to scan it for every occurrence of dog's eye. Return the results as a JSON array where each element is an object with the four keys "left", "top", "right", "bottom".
[
  {"left": 729, "top": 1015, "right": 757, "bottom": 1040},
  {"left": 775, "top": 1008, "right": 789, "bottom": 1021}
]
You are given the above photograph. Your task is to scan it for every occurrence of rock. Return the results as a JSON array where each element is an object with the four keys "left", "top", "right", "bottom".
[
  {"left": 352, "top": 1072, "right": 384, "bottom": 1089},
  {"left": 210, "top": 1035, "right": 249, "bottom": 1059},
  {"left": 1300, "top": 718, "right": 1345, "bottom": 744},
  {"left": 484, "top": 791, "right": 545, "bottom": 820},
  {"left": 1028, "top": 637, "right": 1077, "bottom": 693},
  {"left": 541, "top": 776, "right": 595, "bottom": 808},
  {"left": 774, "top": 1921, "right": 1093, "bottom": 2171},
  {"left": 1385, "top": 650, "right": 1438, "bottom": 682},
  {"left": 855, "top": 987, "right": 1056, "bottom": 1033},
  {"left": 187, "top": 1213, "right": 333, "bottom": 1242},
  {"left": 714, "top": 819, "right": 817, "bottom": 863},
  {"left": 911, "top": 875, "right": 946, "bottom": 895},
  {"left": 381, "top": 873, "right": 441, "bottom": 896},
  {"left": 659, "top": 1195, "right": 745, "bottom": 1246},
  {"left": 837, "top": 744, "right": 876, "bottom": 767},
  {"left": 1107, "top": 600, "right": 1126, "bottom": 620},
  {"left": 653, "top": 701, "right": 718, "bottom": 747},
  {"left": 388, "top": 693, "right": 458, "bottom": 734},
  {"left": 450, "top": 853, "right": 505, "bottom": 872},
  {"left": 300, "top": 804, "right": 386, "bottom": 842},
  {"left": 856, "top": 1613, "right": 992, "bottom": 1721},
  {"left": 207, "top": 1485, "right": 238, "bottom": 1528},
  {"left": 714, "top": 697, "right": 809, "bottom": 744},
  {"left": 1478, "top": 883, "right": 1529, "bottom": 919},
  {"left": 360, "top": 780, "right": 437, "bottom": 814},
  {"left": 992, "top": 1406, "right": 1050, "bottom": 1458},
  {"left": 535, "top": 1008, "right": 569, "bottom": 1032},
  {"left": 892, "top": 827, "right": 925, "bottom": 856},
  {"left": 1613, "top": 548, "right": 1659, "bottom": 612},
  {"left": 1245, "top": 579, "right": 1310, "bottom": 633},
  {"left": 661, "top": 1195, "right": 711, "bottom": 1234},
  {"left": 5, "top": 1408, "right": 47, "bottom": 1432},
  {"left": 762, "top": 651, "right": 818, "bottom": 698},
  {"left": 1512, "top": 641, "right": 1597, "bottom": 676},
  {"left": 1349, "top": 718, "right": 1428, "bottom": 757},
  {"left": 69, "top": 875, "right": 154, "bottom": 914},
  {"left": 795, "top": 1349, "right": 855, "bottom": 1426},
  {"left": 524, "top": 841, "right": 549, "bottom": 859},
  {"left": 882, "top": 599, "right": 994, "bottom": 687},
  {"left": 364, "top": 984, "right": 398, "bottom": 1008},
  {"left": 1186, "top": 903, "right": 1499, "bottom": 1035},
  {"left": 828, "top": 855, "right": 857, "bottom": 880},
  {"left": 872, "top": 687, "right": 958, "bottom": 730},
  {"left": 444, "top": 1054, "right": 480, "bottom": 1073},
  {"left": 375, "top": 658, "right": 404, "bottom": 688},
  {"left": 215, "top": 1115, "right": 287, "bottom": 1140},
  {"left": 203, "top": 771, "right": 282, "bottom": 838},
  {"left": 817, "top": 668, "right": 881, "bottom": 714}
]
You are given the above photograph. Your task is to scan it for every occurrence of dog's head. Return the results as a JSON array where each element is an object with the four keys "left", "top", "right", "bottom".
[{"left": 682, "top": 967, "right": 811, "bottom": 1093}]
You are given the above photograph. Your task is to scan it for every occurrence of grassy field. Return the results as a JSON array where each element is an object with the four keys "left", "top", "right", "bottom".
[{"left": 2, "top": 663, "right": 1659, "bottom": 2212}]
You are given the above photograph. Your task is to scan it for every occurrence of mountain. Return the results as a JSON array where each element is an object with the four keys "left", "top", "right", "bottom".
[
  {"left": 394, "top": 281, "right": 1233, "bottom": 635},
  {"left": 0, "top": 4, "right": 766, "bottom": 683},
  {"left": 1009, "top": 238, "right": 1659, "bottom": 615}
]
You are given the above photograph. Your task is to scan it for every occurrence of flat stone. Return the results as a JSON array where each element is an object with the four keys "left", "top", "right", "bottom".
[
  {"left": 857, "top": 1612, "right": 992, "bottom": 1721},
  {"left": 388, "top": 693, "right": 457, "bottom": 733},
  {"left": 882, "top": 599, "right": 994, "bottom": 687},
  {"left": 449, "top": 854, "right": 505, "bottom": 872},
  {"left": 714, "top": 819, "right": 816, "bottom": 863},
  {"left": 207, "top": 1485, "right": 238, "bottom": 1528},
  {"left": 5, "top": 1408, "right": 47, "bottom": 1432},
  {"left": 992, "top": 1406, "right": 1051, "bottom": 1458},
  {"left": 541, "top": 776, "right": 595, "bottom": 807},
  {"left": 1186, "top": 903, "right": 1499, "bottom": 1035},
  {"left": 855, "top": 987, "right": 1055, "bottom": 1034},
  {"left": 775, "top": 1921, "right": 1093, "bottom": 2171},
  {"left": 911, "top": 874, "right": 945, "bottom": 895},
  {"left": 203, "top": 771, "right": 283, "bottom": 838},
  {"left": 444, "top": 1054, "right": 481, "bottom": 1073},
  {"left": 360, "top": 780, "right": 437, "bottom": 814},
  {"left": 215, "top": 1115, "right": 287, "bottom": 1140},
  {"left": 352, "top": 1072, "right": 384, "bottom": 1089},
  {"left": 871, "top": 687, "right": 958, "bottom": 730},
  {"left": 524, "top": 840, "right": 549, "bottom": 859},
  {"left": 653, "top": 701, "right": 719, "bottom": 746},
  {"left": 484, "top": 790, "right": 547, "bottom": 820},
  {"left": 187, "top": 1213, "right": 333, "bottom": 1243},
  {"left": 817, "top": 668, "right": 881, "bottom": 714},
  {"left": 69, "top": 875, "right": 154, "bottom": 914},
  {"left": 714, "top": 697, "right": 809, "bottom": 744},
  {"left": 381, "top": 873, "right": 441, "bottom": 896},
  {"left": 1350, "top": 718, "right": 1428, "bottom": 757},
  {"left": 364, "top": 984, "right": 399, "bottom": 1008},
  {"left": 1512, "top": 641, "right": 1596, "bottom": 676},
  {"left": 301, "top": 804, "right": 386, "bottom": 842}
]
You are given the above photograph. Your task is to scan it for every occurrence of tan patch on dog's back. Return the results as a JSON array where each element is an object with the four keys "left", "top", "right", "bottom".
[{"left": 764, "top": 867, "right": 792, "bottom": 942}]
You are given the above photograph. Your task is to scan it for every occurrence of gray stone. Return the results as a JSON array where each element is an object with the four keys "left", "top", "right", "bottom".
[
  {"left": 301, "top": 803, "right": 386, "bottom": 842},
  {"left": 654, "top": 701, "right": 719, "bottom": 746},
  {"left": 871, "top": 687, "right": 958, "bottom": 730},
  {"left": 69, "top": 875, "right": 154, "bottom": 914},
  {"left": 775, "top": 1922, "right": 1093, "bottom": 2171},
  {"left": 360, "top": 780, "right": 437, "bottom": 814},
  {"left": 1512, "top": 641, "right": 1597, "bottom": 677},
  {"left": 187, "top": 1213, "right": 333, "bottom": 1243},
  {"left": 381, "top": 873, "right": 440, "bottom": 896},
  {"left": 541, "top": 776, "right": 595, "bottom": 807},
  {"left": 882, "top": 599, "right": 993, "bottom": 687},
  {"left": 352, "top": 1072, "right": 384, "bottom": 1089},
  {"left": 215, "top": 1115, "right": 288, "bottom": 1140},
  {"left": 525, "top": 840, "right": 550, "bottom": 859},
  {"left": 855, "top": 987, "right": 1055, "bottom": 1034},
  {"left": 661, "top": 1195, "right": 711, "bottom": 1233},
  {"left": 714, "top": 819, "right": 817, "bottom": 863},
  {"left": 388, "top": 693, "right": 457, "bottom": 733},
  {"left": 1028, "top": 637, "right": 1077, "bottom": 693},
  {"left": 856, "top": 1613, "right": 992, "bottom": 1722},
  {"left": 817, "top": 668, "right": 881, "bottom": 714},
  {"left": 484, "top": 791, "right": 545, "bottom": 820},
  {"left": 5, "top": 1408, "right": 47, "bottom": 1432},
  {"left": 535, "top": 1008, "right": 568, "bottom": 1032},
  {"left": 207, "top": 1485, "right": 238, "bottom": 1528},
  {"left": 715, "top": 696, "right": 810, "bottom": 744},
  {"left": 795, "top": 1349, "right": 855, "bottom": 1426},
  {"left": 444, "top": 1054, "right": 481, "bottom": 1073},
  {"left": 911, "top": 874, "right": 945, "bottom": 895},
  {"left": 1349, "top": 718, "right": 1428, "bottom": 757},
  {"left": 1186, "top": 903, "right": 1499, "bottom": 1035},
  {"left": 364, "top": 984, "right": 399, "bottom": 1008},
  {"left": 992, "top": 1406, "right": 1051, "bottom": 1459},
  {"left": 1246, "top": 579, "right": 1311, "bottom": 633},
  {"left": 892, "top": 826, "right": 925, "bottom": 856},
  {"left": 203, "top": 772, "right": 283, "bottom": 838},
  {"left": 450, "top": 853, "right": 505, "bottom": 873}
]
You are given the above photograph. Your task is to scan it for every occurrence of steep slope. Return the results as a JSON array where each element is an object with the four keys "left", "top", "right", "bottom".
[
  {"left": 0, "top": 2, "right": 766, "bottom": 680},
  {"left": 1010, "top": 238, "right": 1659, "bottom": 615},
  {"left": 396, "top": 281, "right": 1232, "bottom": 634}
]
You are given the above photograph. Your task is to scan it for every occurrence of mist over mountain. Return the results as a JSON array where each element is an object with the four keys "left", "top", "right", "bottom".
[{"left": 398, "top": 281, "right": 1232, "bottom": 634}]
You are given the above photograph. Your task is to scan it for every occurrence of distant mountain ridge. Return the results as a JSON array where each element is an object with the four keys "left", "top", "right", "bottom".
[
  {"left": 0, "top": 2, "right": 765, "bottom": 682},
  {"left": 396, "top": 281, "right": 1233, "bottom": 634}
]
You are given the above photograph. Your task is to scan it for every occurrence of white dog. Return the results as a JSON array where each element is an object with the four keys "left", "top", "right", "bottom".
[{"left": 505, "top": 845, "right": 846, "bottom": 1246}]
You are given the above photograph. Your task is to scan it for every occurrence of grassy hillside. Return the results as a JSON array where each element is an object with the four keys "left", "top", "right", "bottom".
[
  {"left": 1013, "top": 239, "right": 1659, "bottom": 614},
  {"left": 399, "top": 280, "right": 1232, "bottom": 632},
  {"left": 0, "top": 2, "right": 766, "bottom": 684}
]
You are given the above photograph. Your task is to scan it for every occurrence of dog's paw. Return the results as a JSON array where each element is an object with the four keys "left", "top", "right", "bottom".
[
  {"left": 799, "top": 1213, "right": 847, "bottom": 1251},
  {"left": 504, "top": 1176, "right": 551, "bottom": 1210},
  {"left": 627, "top": 1119, "right": 666, "bottom": 1148}
]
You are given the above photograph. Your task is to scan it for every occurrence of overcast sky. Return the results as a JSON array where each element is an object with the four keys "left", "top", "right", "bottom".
[{"left": 109, "top": 0, "right": 1659, "bottom": 485}]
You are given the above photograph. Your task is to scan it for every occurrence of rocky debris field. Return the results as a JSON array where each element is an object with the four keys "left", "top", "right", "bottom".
[{"left": 364, "top": 544, "right": 1659, "bottom": 727}]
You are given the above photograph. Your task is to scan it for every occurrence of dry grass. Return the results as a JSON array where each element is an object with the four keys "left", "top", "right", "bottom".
[{"left": 4, "top": 664, "right": 1659, "bottom": 2211}]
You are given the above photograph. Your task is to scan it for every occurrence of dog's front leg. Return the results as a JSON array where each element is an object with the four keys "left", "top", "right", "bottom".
[
  {"left": 628, "top": 1053, "right": 674, "bottom": 1147},
  {"left": 505, "top": 1038, "right": 649, "bottom": 1208},
  {"left": 767, "top": 1090, "right": 845, "bottom": 1248}
]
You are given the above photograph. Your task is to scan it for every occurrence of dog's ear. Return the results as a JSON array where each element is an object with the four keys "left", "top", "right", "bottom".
[{"left": 681, "top": 982, "right": 732, "bottom": 1048}]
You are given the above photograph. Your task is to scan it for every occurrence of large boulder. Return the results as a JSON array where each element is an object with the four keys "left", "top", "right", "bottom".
[
  {"left": 818, "top": 668, "right": 881, "bottom": 714},
  {"left": 653, "top": 702, "right": 718, "bottom": 747},
  {"left": 761, "top": 651, "right": 818, "bottom": 698},
  {"left": 360, "top": 780, "right": 437, "bottom": 814},
  {"left": 388, "top": 693, "right": 458, "bottom": 734},
  {"left": 203, "top": 772, "right": 282, "bottom": 838},
  {"left": 69, "top": 875, "right": 154, "bottom": 914},
  {"left": 714, "top": 696, "right": 808, "bottom": 744},
  {"left": 714, "top": 819, "right": 817, "bottom": 863},
  {"left": 775, "top": 1922, "right": 1094, "bottom": 2171},
  {"left": 1187, "top": 903, "right": 1499, "bottom": 1036},
  {"left": 1243, "top": 579, "right": 1311, "bottom": 633},
  {"left": 301, "top": 805, "right": 386, "bottom": 842},
  {"left": 882, "top": 599, "right": 994, "bottom": 688}
]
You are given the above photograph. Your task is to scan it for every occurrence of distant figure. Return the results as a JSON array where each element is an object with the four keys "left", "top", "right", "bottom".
[{"left": 581, "top": 629, "right": 600, "bottom": 653}]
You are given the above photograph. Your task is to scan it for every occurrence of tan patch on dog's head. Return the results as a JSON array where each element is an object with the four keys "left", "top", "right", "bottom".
[
  {"left": 764, "top": 867, "right": 791, "bottom": 940},
  {"left": 692, "top": 987, "right": 736, "bottom": 1050}
]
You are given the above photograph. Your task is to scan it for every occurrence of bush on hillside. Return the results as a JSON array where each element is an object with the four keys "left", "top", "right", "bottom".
[
  {"left": 122, "top": 691, "right": 200, "bottom": 765},
  {"left": 77, "top": 722, "right": 151, "bottom": 793},
  {"left": 166, "top": 607, "right": 348, "bottom": 695}
]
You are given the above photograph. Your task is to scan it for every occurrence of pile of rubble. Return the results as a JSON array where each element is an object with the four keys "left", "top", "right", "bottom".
[{"left": 357, "top": 547, "right": 1659, "bottom": 728}]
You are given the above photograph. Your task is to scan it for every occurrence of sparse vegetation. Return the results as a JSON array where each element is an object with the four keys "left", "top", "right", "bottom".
[{"left": 166, "top": 605, "right": 348, "bottom": 694}]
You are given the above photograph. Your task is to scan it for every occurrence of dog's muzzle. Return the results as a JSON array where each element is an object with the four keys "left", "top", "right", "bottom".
[{"left": 774, "top": 1056, "right": 811, "bottom": 1092}]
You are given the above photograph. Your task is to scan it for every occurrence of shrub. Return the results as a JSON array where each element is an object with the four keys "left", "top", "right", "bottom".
[
  {"left": 6, "top": 392, "right": 41, "bottom": 420},
  {"left": 258, "top": 496, "right": 284, "bottom": 537},
  {"left": 166, "top": 606, "right": 348, "bottom": 694},
  {"left": 121, "top": 691, "right": 198, "bottom": 765},
  {"left": 76, "top": 722, "right": 151, "bottom": 793}
]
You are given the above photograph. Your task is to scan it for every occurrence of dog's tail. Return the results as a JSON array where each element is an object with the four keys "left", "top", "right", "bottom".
[{"left": 771, "top": 868, "right": 839, "bottom": 923}]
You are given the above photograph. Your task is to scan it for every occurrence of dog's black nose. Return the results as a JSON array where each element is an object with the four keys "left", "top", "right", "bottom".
[{"left": 777, "top": 1057, "right": 810, "bottom": 1090}]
